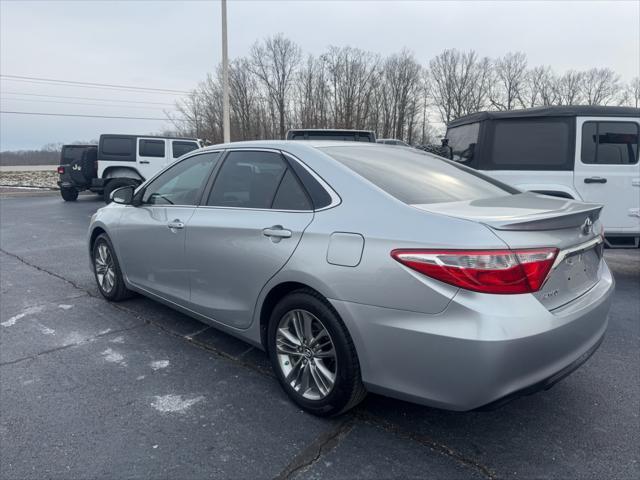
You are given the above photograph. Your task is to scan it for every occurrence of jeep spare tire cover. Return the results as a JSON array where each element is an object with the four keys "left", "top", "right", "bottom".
[{"left": 69, "top": 148, "right": 98, "bottom": 186}]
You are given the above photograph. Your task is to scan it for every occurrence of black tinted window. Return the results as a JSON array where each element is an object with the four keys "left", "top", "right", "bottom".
[
  {"left": 62, "top": 147, "right": 86, "bottom": 163},
  {"left": 447, "top": 122, "right": 479, "bottom": 163},
  {"left": 272, "top": 169, "right": 311, "bottom": 210},
  {"left": 102, "top": 137, "right": 134, "bottom": 156},
  {"left": 323, "top": 145, "right": 516, "bottom": 205},
  {"left": 581, "top": 121, "right": 639, "bottom": 165},
  {"left": 207, "top": 151, "right": 287, "bottom": 208},
  {"left": 172, "top": 141, "right": 199, "bottom": 158},
  {"left": 139, "top": 139, "right": 165, "bottom": 158},
  {"left": 142, "top": 152, "right": 219, "bottom": 205},
  {"left": 487, "top": 119, "right": 572, "bottom": 170}
]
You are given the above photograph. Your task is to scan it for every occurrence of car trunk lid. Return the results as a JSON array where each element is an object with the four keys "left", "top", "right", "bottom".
[{"left": 413, "top": 192, "right": 605, "bottom": 309}]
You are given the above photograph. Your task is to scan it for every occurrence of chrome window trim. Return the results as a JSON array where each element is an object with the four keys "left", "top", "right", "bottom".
[{"left": 280, "top": 151, "right": 342, "bottom": 211}]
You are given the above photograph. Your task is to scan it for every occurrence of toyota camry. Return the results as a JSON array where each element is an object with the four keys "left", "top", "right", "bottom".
[{"left": 89, "top": 141, "right": 613, "bottom": 416}]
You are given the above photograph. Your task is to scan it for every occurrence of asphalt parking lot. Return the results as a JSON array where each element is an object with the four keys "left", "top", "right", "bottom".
[{"left": 1, "top": 190, "right": 638, "bottom": 480}]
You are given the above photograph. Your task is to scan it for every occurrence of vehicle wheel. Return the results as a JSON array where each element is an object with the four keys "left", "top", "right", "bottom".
[
  {"left": 92, "top": 233, "right": 133, "bottom": 301},
  {"left": 268, "top": 289, "right": 367, "bottom": 416},
  {"left": 60, "top": 188, "right": 79, "bottom": 202},
  {"left": 103, "top": 179, "right": 138, "bottom": 204}
]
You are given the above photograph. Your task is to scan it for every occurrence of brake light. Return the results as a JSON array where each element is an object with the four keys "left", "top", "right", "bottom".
[
  {"left": 57, "top": 166, "right": 65, "bottom": 174},
  {"left": 391, "top": 248, "right": 558, "bottom": 294}
]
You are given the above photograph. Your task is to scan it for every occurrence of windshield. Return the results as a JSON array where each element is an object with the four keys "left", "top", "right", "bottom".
[{"left": 321, "top": 145, "right": 518, "bottom": 205}]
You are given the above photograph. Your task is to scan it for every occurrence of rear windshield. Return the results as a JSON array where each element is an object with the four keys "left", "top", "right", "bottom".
[
  {"left": 322, "top": 145, "right": 517, "bottom": 205},
  {"left": 61, "top": 146, "right": 87, "bottom": 164}
]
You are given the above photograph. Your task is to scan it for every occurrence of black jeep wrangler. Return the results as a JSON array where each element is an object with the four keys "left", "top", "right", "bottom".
[{"left": 56, "top": 144, "right": 98, "bottom": 201}]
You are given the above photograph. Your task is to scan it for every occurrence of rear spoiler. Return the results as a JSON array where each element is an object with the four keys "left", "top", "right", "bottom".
[{"left": 488, "top": 204, "right": 603, "bottom": 231}]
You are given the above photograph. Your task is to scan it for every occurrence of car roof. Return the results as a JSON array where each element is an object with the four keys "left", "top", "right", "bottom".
[
  {"left": 200, "top": 140, "right": 389, "bottom": 152},
  {"left": 287, "top": 128, "right": 374, "bottom": 133},
  {"left": 448, "top": 105, "right": 640, "bottom": 127}
]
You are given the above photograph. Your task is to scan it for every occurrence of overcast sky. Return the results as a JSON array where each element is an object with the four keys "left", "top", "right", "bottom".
[{"left": 1, "top": 0, "right": 638, "bottom": 151}]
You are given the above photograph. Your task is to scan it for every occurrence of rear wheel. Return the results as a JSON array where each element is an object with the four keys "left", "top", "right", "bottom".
[
  {"left": 60, "top": 187, "right": 79, "bottom": 202},
  {"left": 92, "top": 233, "right": 133, "bottom": 301},
  {"left": 268, "top": 290, "right": 366, "bottom": 416},
  {"left": 104, "top": 179, "right": 138, "bottom": 204}
]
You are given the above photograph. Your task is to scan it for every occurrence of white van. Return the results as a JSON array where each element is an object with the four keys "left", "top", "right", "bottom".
[
  {"left": 445, "top": 106, "right": 640, "bottom": 247},
  {"left": 95, "top": 134, "right": 203, "bottom": 202}
]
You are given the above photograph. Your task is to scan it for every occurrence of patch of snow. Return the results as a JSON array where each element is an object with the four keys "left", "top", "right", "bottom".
[
  {"left": 110, "top": 336, "right": 125, "bottom": 344},
  {"left": 58, "top": 304, "right": 73, "bottom": 310},
  {"left": 150, "top": 360, "right": 170, "bottom": 370},
  {"left": 101, "top": 348, "right": 127, "bottom": 366},
  {"left": 1, "top": 305, "right": 45, "bottom": 327},
  {"left": 150, "top": 394, "right": 204, "bottom": 413}
]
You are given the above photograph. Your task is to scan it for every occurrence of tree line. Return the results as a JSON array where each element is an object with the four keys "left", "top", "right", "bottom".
[{"left": 171, "top": 34, "right": 640, "bottom": 145}]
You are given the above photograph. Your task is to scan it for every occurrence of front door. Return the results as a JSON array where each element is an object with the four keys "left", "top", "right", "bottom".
[
  {"left": 116, "top": 151, "right": 221, "bottom": 303},
  {"left": 574, "top": 117, "right": 640, "bottom": 234},
  {"left": 186, "top": 150, "right": 314, "bottom": 328}
]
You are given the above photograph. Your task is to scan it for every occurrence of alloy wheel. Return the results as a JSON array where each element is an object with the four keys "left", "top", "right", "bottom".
[
  {"left": 94, "top": 243, "right": 116, "bottom": 294},
  {"left": 276, "top": 309, "right": 337, "bottom": 400}
]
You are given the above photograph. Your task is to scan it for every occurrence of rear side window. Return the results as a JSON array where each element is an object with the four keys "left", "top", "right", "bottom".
[
  {"left": 207, "top": 151, "right": 287, "bottom": 209},
  {"left": 172, "top": 141, "right": 199, "bottom": 158},
  {"left": 447, "top": 122, "right": 479, "bottom": 164},
  {"left": 323, "top": 146, "right": 517, "bottom": 205},
  {"left": 139, "top": 139, "right": 165, "bottom": 158},
  {"left": 486, "top": 118, "right": 573, "bottom": 170},
  {"left": 581, "top": 121, "right": 639, "bottom": 165},
  {"left": 272, "top": 169, "right": 311, "bottom": 210},
  {"left": 100, "top": 136, "right": 135, "bottom": 161}
]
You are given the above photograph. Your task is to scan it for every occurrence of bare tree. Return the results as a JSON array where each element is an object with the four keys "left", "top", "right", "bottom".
[
  {"left": 580, "top": 68, "right": 621, "bottom": 105},
  {"left": 490, "top": 52, "right": 527, "bottom": 110},
  {"left": 624, "top": 77, "right": 640, "bottom": 107},
  {"left": 554, "top": 70, "right": 584, "bottom": 105},
  {"left": 250, "top": 34, "right": 301, "bottom": 139}
]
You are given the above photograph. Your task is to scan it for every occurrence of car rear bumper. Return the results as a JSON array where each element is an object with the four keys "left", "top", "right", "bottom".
[{"left": 330, "top": 262, "right": 614, "bottom": 411}]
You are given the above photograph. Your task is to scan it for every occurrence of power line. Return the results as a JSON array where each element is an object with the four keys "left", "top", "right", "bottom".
[
  {"left": 1, "top": 75, "right": 192, "bottom": 95},
  {"left": 2, "top": 96, "right": 177, "bottom": 111},
  {"left": 0, "top": 110, "right": 186, "bottom": 121},
  {"left": 1, "top": 91, "right": 177, "bottom": 106}
]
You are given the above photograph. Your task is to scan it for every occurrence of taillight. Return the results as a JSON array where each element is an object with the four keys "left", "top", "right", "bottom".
[
  {"left": 57, "top": 166, "right": 65, "bottom": 174},
  {"left": 391, "top": 248, "right": 558, "bottom": 294}
]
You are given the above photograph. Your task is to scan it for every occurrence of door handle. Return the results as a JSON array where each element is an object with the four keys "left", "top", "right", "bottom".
[
  {"left": 139, "top": 160, "right": 150, "bottom": 164},
  {"left": 263, "top": 225, "right": 292, "bottom": 239},
  {"left": 584, "top": 177, "right": 607, "bottom": 184},
  {"left": 167, "top": 219, "right": 184, "bottom": 230}
]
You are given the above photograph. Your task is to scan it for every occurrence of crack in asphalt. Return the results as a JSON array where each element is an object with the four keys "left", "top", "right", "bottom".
[
  {"left": 0, "top": 324, "right": 146, "bottom": 367},
  {"left": 354, "top": 410, "right": 497, "bottom": 479},
  {"left": 1, "top": 247, "right": 497, "bottom": 479},
  {"left": 274, "top": 416, "right": 356, "bottom": 480}
]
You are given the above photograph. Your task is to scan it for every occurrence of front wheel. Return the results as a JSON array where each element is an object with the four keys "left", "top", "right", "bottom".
[
  {"left": 60, "top": 187, "right": 79, "bottom": 202},
  {"left": 92, "top": 233, "right": 133, "bottom": 301},
  {"left": 268, "top": 290, "right": 367, "bottom": 416}
]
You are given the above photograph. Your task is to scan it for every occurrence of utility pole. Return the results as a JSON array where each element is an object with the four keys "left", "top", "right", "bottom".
[{"left": 221, "top": 0, "right": 230, "bottom": 143}]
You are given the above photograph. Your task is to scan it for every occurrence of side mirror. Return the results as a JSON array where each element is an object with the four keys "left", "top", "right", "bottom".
[{"left": 111, "top": 185, "right": 135, "bottom": 205}]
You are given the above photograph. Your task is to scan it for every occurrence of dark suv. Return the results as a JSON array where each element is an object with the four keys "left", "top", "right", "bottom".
[
  {"left": 57, "top": 144, "right": 98, "bottom": 201},
  {"left": 286, "top": 129, "right": 376, "bottom": 142}
]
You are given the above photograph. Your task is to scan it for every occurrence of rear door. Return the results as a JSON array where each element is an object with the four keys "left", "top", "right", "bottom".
[
  {"left": 185, "top": 149, "right": 314, "bottom": 328},
  {"left": 137, "top": 138, "right": 169, "bottom": 180},
  {"left": 574, "top": 117, "right": 640, "bottom": 234}
]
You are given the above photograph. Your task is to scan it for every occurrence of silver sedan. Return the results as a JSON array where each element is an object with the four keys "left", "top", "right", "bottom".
[{"left": 89, "top": 141, "right": 613, "bottom": 416}]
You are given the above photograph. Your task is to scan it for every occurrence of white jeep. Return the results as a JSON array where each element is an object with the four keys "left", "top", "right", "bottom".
[
  {"left": 95, "top": 134, "right": 203, "bottom": 202},
  {"left": 445, "top": 106, "right": 640, "bottom": 247}
]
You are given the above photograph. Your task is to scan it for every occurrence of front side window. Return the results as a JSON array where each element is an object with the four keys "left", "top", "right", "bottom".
[
  {"left": 487, "top": 118, "right": 572, "bottom": 170},
  {"left": 446, "top": 122, "right": 479, "bottom": 163},
  {"left": 207, "top": 151, "right": 288, "bottom": 209},
  {"left": 323, "top": 145, "right": 517, "bottom": 205},
  {"left": 581, "top": 121, "right": 639, "bottom": 165},
  {"left": 139, "top": 139, "right": 165, "bottom": 158},
  {"left": 172, "top": 141, "right": 199, "bottom": 158},
  {"left": 142, "top": 152, "right": 220, "bottom": 205}
]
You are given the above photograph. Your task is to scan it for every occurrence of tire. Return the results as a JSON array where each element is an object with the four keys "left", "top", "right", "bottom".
[
  {"left": 60, "top": 188, "right": 79, "bottom": 202},
  {"left": 103, "top": 179, "right": 138, "bottom": 204},
  {"left": 267, "top": 289, "right": 367, "bottom": 416},
  {"left": 92, "top": 233, "right": 133, "bottom": 301}
]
